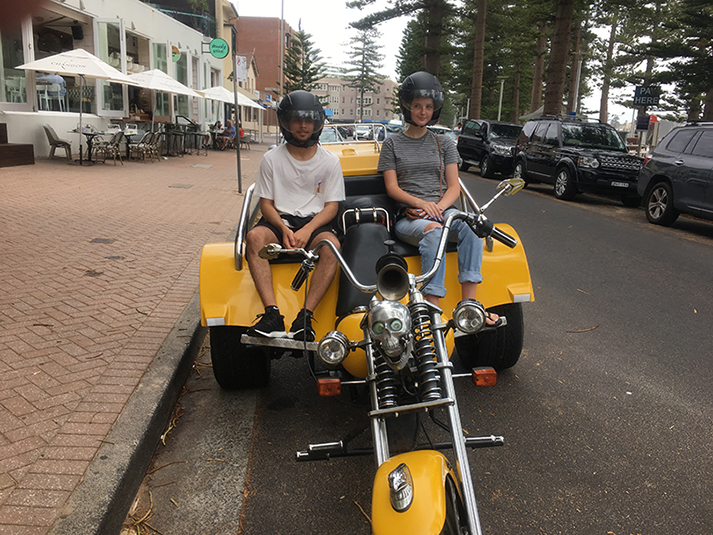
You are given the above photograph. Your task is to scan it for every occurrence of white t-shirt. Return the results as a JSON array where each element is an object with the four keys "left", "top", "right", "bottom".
[{"left": 254, "top": 144, "right": 345, "bottom": 217}]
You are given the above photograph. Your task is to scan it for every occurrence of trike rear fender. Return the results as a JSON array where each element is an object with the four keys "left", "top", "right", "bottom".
[{"left": 199, "top": 223, "right": 533, "bottom": 335}]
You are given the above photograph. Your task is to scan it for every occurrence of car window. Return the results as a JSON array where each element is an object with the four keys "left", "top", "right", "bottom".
[
  {"left": 544, "top": 123, "right": 558, "bottom": 145},
  {"left": 531, "top": 122, "right": 550, "bottom": 143},
  {"left": 561, "top": 124, "right": 626, "bottom": 150},
  {"left": 665, "top": 128, "right": 698, "bottom": 153},
  {"left": 463, "top": 121, "right": 481, "bottom": 135},
  {"left": 491, "top": 124, "right": 522, "bottom": 139},
  {"left": 518, "top": 121, "right": 537, "bottom": 145},
  {"left": 690, "top": 130, "right": 713, "bottom": 157}
]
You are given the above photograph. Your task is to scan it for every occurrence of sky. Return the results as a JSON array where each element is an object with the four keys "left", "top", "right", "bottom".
[
  {"left": 233, "top": 0, "right": 634, "bottom": 124},
  {"left": 233, "top": 0, "right": 409, "bottom": 81}
]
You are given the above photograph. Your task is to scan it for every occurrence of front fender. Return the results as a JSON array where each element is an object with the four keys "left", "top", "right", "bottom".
[{"left": 372, "top": 451, "right": 458, "bottom": 535}]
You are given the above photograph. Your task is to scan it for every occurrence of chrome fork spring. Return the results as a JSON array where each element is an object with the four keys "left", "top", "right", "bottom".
[
  {"left": 373, "top": 351, "right": 398, "bottom": 409},
  {"left": 408, "top": 301, "right": 442, "bottom": 402}
]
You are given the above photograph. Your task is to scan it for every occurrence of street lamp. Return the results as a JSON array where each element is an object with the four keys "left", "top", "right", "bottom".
[{"left": 497, "top": 75, "right": 508, "bottom": 121}]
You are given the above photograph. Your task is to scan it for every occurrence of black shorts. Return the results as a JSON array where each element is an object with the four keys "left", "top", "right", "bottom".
[{"left": 255, "top": 214, "right": 335, "bottom": 247}]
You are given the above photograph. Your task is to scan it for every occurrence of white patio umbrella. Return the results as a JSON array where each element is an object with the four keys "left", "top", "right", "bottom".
[
  {"left": 17, "top": 48, "right": 136, "bottom": 165},
  {"left": 127, "top": 69, "right": 203, "bottom": 128},
  {"left": 199, "top": 85, "right": 264, "bottom": 110}
]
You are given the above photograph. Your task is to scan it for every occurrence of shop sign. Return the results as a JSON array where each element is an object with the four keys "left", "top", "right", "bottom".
[{"left": 209, "top": 38, "right": 229, "bottom": 59}]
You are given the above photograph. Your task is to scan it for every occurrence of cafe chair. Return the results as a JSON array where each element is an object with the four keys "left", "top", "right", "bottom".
[
  {"left": 129, "top": 131, "right": 154, "bottom": 163},
  {"left": 42, "top": 124, "right": 72, "bottom": 160},
  {"left": 95, "top": 131, "right": 124, "bottom": 165},
  {"left": 240, "top": 133, "right": 252, "bottom": 151}
]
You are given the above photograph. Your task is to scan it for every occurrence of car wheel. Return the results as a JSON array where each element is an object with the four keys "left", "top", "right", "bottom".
[
  {"left": 621, "top": 195, "right": 641, "bottom": 208},
  {"left": 513, "top": 160, "right": 529, "bottom": 184},
  {"left": 459, "top": 160, "right": 470, "bottom": 172},
  {"left": 554, "top": 167, "right": 577, "bottom": 200},
  {"left": 209, "top": 326, "right": 271, "bottom": 390},
  {"left": 455, "top": 303, "right": 524, "bottom": 371},
  {"left": 480, "top": 155, "right": 494, "bottom": 178},
  {"left": 645, "top": 181, "right": 679, "bottom": 226}
]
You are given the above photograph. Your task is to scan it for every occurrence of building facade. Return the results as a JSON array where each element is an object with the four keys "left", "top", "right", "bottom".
[{"left": 310, "top": 76, "right": 399, "bottom": 123}]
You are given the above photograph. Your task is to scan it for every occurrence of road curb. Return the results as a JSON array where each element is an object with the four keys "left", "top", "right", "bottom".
[{"left": 49, "top": 289, "right": 207, "bottom": 535}]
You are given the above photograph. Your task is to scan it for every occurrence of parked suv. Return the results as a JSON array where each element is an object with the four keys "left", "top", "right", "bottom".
[
  {"left": 637, "top": 122, "right": 713, "bottom": 226},
  {"left": 513, "top": 116, "right": 643, "bottom": 205},
  {"left": 457, "top": 119, "right": 522, "bottom": 178}
]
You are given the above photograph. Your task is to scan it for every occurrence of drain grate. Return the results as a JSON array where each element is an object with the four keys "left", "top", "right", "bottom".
[
  {"left": 169, "top": 183, "right": 193, "bottom": 189},
  {"left": 90, "top": 238, "right": 115, "bottom": 244},
  {"left": 191, "top": 164, "right": 214, "bottom": 169}
]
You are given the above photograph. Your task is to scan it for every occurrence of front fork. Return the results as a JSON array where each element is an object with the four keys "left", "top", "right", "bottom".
[{"left": 367, "top": 288, "right": 484, "bottom": 535}]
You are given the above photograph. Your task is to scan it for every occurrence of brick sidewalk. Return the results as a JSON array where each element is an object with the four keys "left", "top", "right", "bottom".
[{"left": 0, "top": 144, "right": 267, "bottom": 534}]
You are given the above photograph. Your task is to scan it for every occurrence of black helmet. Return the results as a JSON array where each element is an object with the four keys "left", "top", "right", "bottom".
[
  {"left": 398, "top": 71, "right": 445, "bottom": 126},
  {"left": 276, "top": 90, "right": 325, "bottom": 147}
]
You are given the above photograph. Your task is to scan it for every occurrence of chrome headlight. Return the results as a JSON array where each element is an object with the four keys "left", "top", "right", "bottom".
[
  {"left": 578, "top": 156, "right": 599, "bottom": 168},
  {"left": 388, "top": 463, "right": 414, "bottom": 512},
  {"left": 492, "top": 144, "right": 512, "bottom": 156},
  {"left": 453, "top": 299, "right": 486, "bottom": 334},
  {"left": 317, "top": 331, "right": 349, "bottom": 365}
]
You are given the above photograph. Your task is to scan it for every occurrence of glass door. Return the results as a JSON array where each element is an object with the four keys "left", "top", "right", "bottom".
[{"left": 94, "top": 18, "right": 127, "bottom": 117}]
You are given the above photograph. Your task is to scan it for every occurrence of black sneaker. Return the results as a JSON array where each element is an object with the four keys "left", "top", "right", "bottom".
[
  {"left": 289, "top": 308, "right": 315, "bottom": 342},
  {"left": 247, "top": 308, "right": 286, "bottom": 338}
]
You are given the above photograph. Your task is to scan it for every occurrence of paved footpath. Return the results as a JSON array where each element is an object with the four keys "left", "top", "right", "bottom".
[{"left": 0, "top": 144, "right": 267, "bottom": 534}]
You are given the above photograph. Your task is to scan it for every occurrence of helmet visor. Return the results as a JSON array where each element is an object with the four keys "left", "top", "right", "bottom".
[
  {"left": 278, "top": 109, "right": 325, "bottom": 133},
  {"left": 401, "top": 88, "right": 444, "bottom": 112}
]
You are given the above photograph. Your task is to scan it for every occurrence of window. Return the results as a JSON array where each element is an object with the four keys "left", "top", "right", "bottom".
[
  {"left": 690, "top": 130, "right": 713, "bottom": 157},
  {"left": 666, "top": 129, "right": 698, "bottom": 153},
  {"left": 154, "top": 43, "right": 167, "bottom": 73},
  {"left": 531, "top": 122, "right": 550, "bottom": 143},
  {"left": 96, "top": 19, "right": 125, "bottom": 113},
  {"left": 1, "top": 26, "right": 28, "bottom": 105},
  {"left": 329, "top": 85, "right": 340, "bottom": 92},
  {"left": 544, "top": 123, "right": 558, "bottom": 145}
]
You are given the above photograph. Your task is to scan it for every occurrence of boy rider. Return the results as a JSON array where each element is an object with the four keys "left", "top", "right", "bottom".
[{"left": 245, "top": 90, "right": 344, "bottom": 341}]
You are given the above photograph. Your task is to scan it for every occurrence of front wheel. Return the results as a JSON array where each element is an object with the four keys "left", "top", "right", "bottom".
[
  {"left": 554, "top": 167, "right": 577, "bottom": 200},
  {"left": 645, "top": 181, "right": 679, "bottom": 226},
  {"left": 459, "top": 160, "right": 470, "bottom": 172},
  {"left": 512, "top": 160, "right": 529, "bottom": 185},
  {"left": 455, "top": 303, "right": 524, "bottom": 371},
  {"left": 209, "top": 326, "right": 271, "bottom": 389},
  {"left": 440, "top": 476, "right": 468, "bottom": 535},
  {"left": 480, "top": 155, "right": 494, "bottom": 178}
]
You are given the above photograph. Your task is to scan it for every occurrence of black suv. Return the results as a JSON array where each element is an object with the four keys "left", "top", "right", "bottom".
[
  {"left": 457, "top": 119, "right": 522, "bottom": 178},
  {"left": 637, "top": 122, "right": 713, "bottom": 226},
  {"left": 513, "top": 116, "right": 643, "bottom": 205}
]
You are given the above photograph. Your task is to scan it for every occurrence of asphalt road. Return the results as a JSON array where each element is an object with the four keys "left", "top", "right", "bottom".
[{"left": 124, "top": 171, "right": 713, "bottom": 535}]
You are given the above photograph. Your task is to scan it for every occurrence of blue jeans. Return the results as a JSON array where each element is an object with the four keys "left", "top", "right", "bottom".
[{"left": 394, "top": 208, "right": 483, "bottom": 298}]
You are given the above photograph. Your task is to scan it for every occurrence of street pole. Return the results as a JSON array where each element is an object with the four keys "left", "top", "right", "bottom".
[
  {"left": 232, "top": 27, "right": 242, "bottom": 193},
  {"left": 497, "top": 76, "right": 507, "bottom": 121},
  {"left": 278, "top": 0, "right": 284, "bottom": 146}
]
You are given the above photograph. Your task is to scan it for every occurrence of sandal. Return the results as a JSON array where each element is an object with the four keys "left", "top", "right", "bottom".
[{"left": 485, "top": 311, "right": 503, "bottom": 328}]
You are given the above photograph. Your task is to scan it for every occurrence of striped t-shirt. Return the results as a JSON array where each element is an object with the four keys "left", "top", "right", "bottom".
[{"left": 377, "top": 130, "right": 461, "bottom": 211}]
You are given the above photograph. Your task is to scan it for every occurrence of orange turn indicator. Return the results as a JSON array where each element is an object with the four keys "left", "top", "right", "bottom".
[
  {"left": 318, "top": 378, "right": 342, "bottom": 397},
  {"left": 472, "top": 367, "right": 497, "bottom": 387}
]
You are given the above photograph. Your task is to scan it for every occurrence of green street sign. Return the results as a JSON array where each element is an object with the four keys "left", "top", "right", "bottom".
[{"left": 209, "top": 38, "right": 229, "bottom": 60}]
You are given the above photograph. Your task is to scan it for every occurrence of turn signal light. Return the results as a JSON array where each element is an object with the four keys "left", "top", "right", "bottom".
[
  {"left": 472, "top": 367, "right": 497, "bottom": 387},
  {"left": 318, "top": 378, "right": 341, "bottom": 397}
]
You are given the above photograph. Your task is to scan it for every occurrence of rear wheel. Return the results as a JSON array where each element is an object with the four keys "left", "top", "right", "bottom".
[
  {"left": 554, "top": 167, "right": 577, "bottom": 200},
  {"left": 455, "top": 303, "right": 524, "bottom": 371},
  {"left": 209, "top": 326, "right": 271, "bottom": 390},
  {"left": 645, "top": 181, "right": 679, "bottom": 226},
  {"left": 512, "top": 160, "right": 529, "bottom": 185},
  {"left": 480, "top": 155, "right": 494, "bottom": 178}
]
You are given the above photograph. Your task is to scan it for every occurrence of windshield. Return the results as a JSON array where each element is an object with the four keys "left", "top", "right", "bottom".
[
  {"left": 562, "top": 124, "right": 627, "bottom": 150},
  {"left": 490, "top": 124, "right": 522, "bottom": 140}
]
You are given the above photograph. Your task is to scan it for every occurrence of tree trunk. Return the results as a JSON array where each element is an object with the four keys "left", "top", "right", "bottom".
[
  {"left": 543, "top": 0, "right": 575, "bottom": 116},
  {"left": 530, "top": 23, "right": 546, "bottom": 113},
  {"left": 511, "top": 64, "right": 521, "bottom": 123},
  {"left": 424, "top": 0, "right": 445, "bottom": 75},
  {"left": 469, "top": 0, "right": 487, "bottom": 119},
  {"left": 599, "top": 14, "right": 618, "bottom": 123},
  {"left": 567, "top": 19, "right": 581, "bottom": 115}
]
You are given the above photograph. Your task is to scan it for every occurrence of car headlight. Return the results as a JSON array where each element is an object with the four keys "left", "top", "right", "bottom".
[
  {"left": 453, "top": 298, "right": 486, "bottom": 334},
  {"left": 492, "top": 144, "right": 512, "bottom": 156},
  {"left": 578, "top": 156, "right": 599, "bottom": 168},
  {"left": 317, "top": 331, "right": 349, "bottom": 365}
]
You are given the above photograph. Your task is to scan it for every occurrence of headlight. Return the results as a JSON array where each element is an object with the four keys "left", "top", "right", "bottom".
[
  {"left": 388, "top": 463, "right": 414, "bottom": 512},
  {"left": 317, "top": 331, "right": 349, "bottom": 365},
  {"left": 578, "top": 156, "right": 599, "bottom": 168},
  {"left": 492, "top": 144, "right": 512, "bottom": 156},
  {"left": 453, "top": 299, "right": 486, "bottom": 334}
]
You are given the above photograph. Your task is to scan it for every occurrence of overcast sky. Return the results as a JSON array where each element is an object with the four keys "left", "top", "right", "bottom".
[{"left": 233, "top": 0, "right": 409, "bottom": 81}]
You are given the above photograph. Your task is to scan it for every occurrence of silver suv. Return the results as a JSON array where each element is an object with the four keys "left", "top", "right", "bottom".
[{"left": 637, "top": 123, "right": 713, "bottom": 225}]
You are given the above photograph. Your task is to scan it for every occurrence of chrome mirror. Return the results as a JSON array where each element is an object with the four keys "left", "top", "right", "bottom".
[
  {"left": 258, "top": 243, "right": 283, "bottom": 260},
  {"left": 496, "top": 178, "right": 526, "bottom": 196}
]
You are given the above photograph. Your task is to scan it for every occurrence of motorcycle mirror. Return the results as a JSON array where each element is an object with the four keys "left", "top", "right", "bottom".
[
  {"left": 258, "top": 243, "right": 283, "bottom": 260},
  {"left": 496, "top": 178, "right": 526, "bottom": 196}
]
